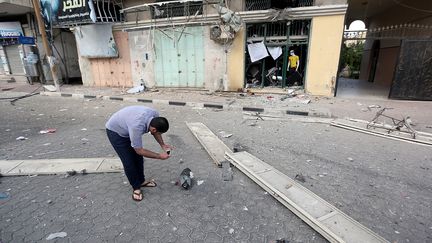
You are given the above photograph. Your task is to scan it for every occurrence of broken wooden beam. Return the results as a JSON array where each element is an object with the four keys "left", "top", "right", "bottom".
[
  {"left": 186, "top": 122, "right": 232, "bottom": 167},
  {"left": 225, "top": 151, "right": 389, "bottom": 243}
]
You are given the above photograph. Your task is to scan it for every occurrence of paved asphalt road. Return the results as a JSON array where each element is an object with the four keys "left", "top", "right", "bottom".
[{"left": 0, "top": 94, "right": 431, "bottom": 242}]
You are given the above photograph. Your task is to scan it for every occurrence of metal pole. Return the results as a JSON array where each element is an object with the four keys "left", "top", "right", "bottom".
[
  {"left": 261, "top": 24, "right": 267, "bottom": 88},
  {"left": 32, "top": 0, "right": 61, "bottom": 91},
  {"left": 282, "top": 21, "right": 291, "bottom": 87}
]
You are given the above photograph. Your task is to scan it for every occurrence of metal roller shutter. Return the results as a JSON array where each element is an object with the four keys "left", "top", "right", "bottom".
[{"left": 5, "top": 45, "right": 24, "bottom": 75}]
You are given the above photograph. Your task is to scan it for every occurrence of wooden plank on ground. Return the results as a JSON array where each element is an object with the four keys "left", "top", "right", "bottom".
[
  {"left": 0, "top": 158, "right": 122, "bottom": 176},
  {"left": 226, "top": 151, "right": 389, "bottom": 243},
  {"left": 186, "top": 122, "right": 232, "bottom": 167}
]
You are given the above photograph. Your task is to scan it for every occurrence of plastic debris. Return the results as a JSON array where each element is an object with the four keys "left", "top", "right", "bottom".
[
  {"left": 59, "top": 109, "right": 68, "bottom": 112},
  {"left": 43, "top": 143, "right": 51, "bottom": 146},
  {"left": 229, "top": 228, "right": 235, "bottom": 234},
  {"left": 46, "top": 232, "right": 67, "bottom": 240},
  {"left": 126, "top": 84, "right": 145, "bottom": 94},
  {"left": 39, "top": 128, "right": 56, "bottom": 134},
  {"left": 368, "top": 105, "right": 381, "bottom": 109},
  {"left": 219, "top": 131, "right": 233, "bottom": 138},
  {"left": 347, "top": 157, "right": 354, "bottom": 162},
  {"left": 243, "top": 206, "right": 248, "bottom": 211},
  {"left": 43, "top": 85, "right": 57, "bottom": 92},
  {"left": 0, "top": 192, "right": 9, "bottom": 199},
  {"left": 81, "top": 128, "right": 87, "bottom": 131},
  {"left": 197, "top": 180, "right": 204, "bottom": 186},
  {"left": 16, "top": 136, "right": 28, "bottom": 140}
]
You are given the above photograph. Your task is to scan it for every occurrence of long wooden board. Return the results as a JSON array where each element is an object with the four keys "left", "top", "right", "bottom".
[
  {"left": 186, "top": 122, "right": 232, "bottom": 167},
  {"left": 226, "top": 151, "right": 389, "bottom": 243}
]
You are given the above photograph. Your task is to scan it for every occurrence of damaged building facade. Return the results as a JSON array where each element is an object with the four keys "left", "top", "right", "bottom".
[
  {"left": 1, "top": 0, "right": 348, "bottom": 96},
  {"left": 76, "top": 0, "right": 348, "bottom": 96},
  {"left": 0, "top": 0, "right": 82, "bottom": 84}
]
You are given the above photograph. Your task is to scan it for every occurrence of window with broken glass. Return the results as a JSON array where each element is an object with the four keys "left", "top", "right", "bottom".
[{"left": 245, "top": 20, "right": 310, "bottom": 89}]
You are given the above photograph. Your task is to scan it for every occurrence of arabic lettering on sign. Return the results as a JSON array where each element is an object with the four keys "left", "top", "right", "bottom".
[{"left": 63, "top": 0, "right": 86, "bottom": 12}]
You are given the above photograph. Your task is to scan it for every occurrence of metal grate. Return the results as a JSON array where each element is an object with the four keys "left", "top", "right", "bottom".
[
  {"left": 247, "top": 20, "right": 310, "bottom": 38},
  {"left": 246, "top": 0, "right": 313, "bottom": 11},
  {"left": 246, "top": 0, "right": 271, "bottom": 11},
  {"left": 151, "top": 1, "right": 203, "bottom": 19},
  {"left": 296, "top": 0, "right": 314, "bottom": 7}
]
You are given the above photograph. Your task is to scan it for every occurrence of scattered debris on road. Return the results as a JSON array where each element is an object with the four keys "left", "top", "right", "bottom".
[
  {"left": 197, "top": 180, "right": 204, "bottom": 185},
  {"left": 219, "top": 131, "right": 233, "bottom": 138},
  {"left": 180, "top": 168, "right": 193, "bottom": 190},
  {"left": 221, "top": 160, "right": 233, "bottom": 181},
  {"left": 347, "top": 157, "right": 354, "bottom": 162},
  {"left": 39, "top": 128, "right": 56, "bottom": 134},
  {"left": 46, "top": 232, "right": 67, "bottom": 240},
  {"left": 66, "top": 170, "right": 77, "bottom": 176},
  {"left": 126, "top": 85, "right": 145, "bottom": 94},
  {"left": 294, "top": 174, "right": 306, "bottom": 183},
  {"left": 243, "top": 206, "right": 248, "bottom": 211},
  {"left": 16, "top": 136, "right": 28, "bottom": 141}
]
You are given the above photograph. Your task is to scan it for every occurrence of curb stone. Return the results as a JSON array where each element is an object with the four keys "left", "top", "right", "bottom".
[{"left": 40, "top": 91, "right": 332, "bottom": 118}]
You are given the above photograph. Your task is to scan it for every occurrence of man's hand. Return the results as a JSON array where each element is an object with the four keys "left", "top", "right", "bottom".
[
  {"left": 159, "top": 152, "right": 170, "bottom": 160},
  {"left": 161, "top": 144, "right": 173, "bottom": 152}
]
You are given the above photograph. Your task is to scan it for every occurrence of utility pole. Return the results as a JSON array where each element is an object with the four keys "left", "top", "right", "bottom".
[{"left": 32, "top": 0, "right": 61, "bottom": 91}]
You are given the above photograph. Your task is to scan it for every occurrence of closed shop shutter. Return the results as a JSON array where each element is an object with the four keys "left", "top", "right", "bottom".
[
  {"left": 5, "top": 45, "right": 24, "bottom": 75},
  {"left": 0, "top": 57, "right": 4, "bottom": 74},
  {"left": 154, "top": 26, "right": 204, "bottom": 88}
]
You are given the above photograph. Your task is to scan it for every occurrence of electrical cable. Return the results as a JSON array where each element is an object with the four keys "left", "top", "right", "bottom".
[{"left": 0, "top": 85, "right": 43, "bottom": 105}]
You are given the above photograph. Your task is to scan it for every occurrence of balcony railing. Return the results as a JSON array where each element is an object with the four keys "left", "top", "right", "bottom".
[
  {"left": 150, "top": 1, "right": 203, "bottom": 19},
  {"left": 245, "top": 0, "right": 314, "bottom": 11}
]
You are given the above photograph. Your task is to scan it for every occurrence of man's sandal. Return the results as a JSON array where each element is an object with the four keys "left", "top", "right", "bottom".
[
  {"left": 141, "top": 179, "right": 157, "bottom": 188},
  {"left": 132, "top": 190, "right": 143, "bottom": 201}
]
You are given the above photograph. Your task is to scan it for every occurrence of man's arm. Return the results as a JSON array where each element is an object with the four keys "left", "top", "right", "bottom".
[
  {"left": 153, "top": 132, "right": 172, "bottom": 151},
  {"left": 134, "top": 148, "right": 169, "bottom": 159},
  {"left": 153, "top": 132, "right": 165, "bottom": 147}
]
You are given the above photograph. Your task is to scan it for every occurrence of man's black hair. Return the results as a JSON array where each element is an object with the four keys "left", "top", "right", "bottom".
[{"left": 150, "top": 117, "right": 169, "bottom": 133}]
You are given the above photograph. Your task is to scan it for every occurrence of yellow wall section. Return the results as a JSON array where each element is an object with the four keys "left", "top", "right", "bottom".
[
  {"left": 227, "top": 28, "right": 246, "bottom": 91},
  {"left": 306, "top": 15, "right": 345, "bottom": 96}
]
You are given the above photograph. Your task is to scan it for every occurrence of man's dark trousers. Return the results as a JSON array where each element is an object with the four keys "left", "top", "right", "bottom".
[{"left": 106, "top": 129, "right": 144, "bottom": 189}]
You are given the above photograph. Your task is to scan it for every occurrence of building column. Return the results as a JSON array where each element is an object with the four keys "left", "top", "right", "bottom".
[{"left": 305, "top": 14, "right": 345, "bottom": 96}]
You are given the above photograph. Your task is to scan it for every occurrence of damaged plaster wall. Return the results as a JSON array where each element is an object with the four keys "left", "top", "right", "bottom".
[
  {"left": 306, "top": 14, "right": 345, "bottom": 96},
  {"left": 88, "top": 31, "right": 133, "bottom": 87},
  {"left": 204, "top": 26, "right": 227, "bottom": 91},
  {"left": 77, "top": 50, "right": 94, "bottom": 86},
  {"left": 128, "top": 30, "right": 156, "bottom": 88}
]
